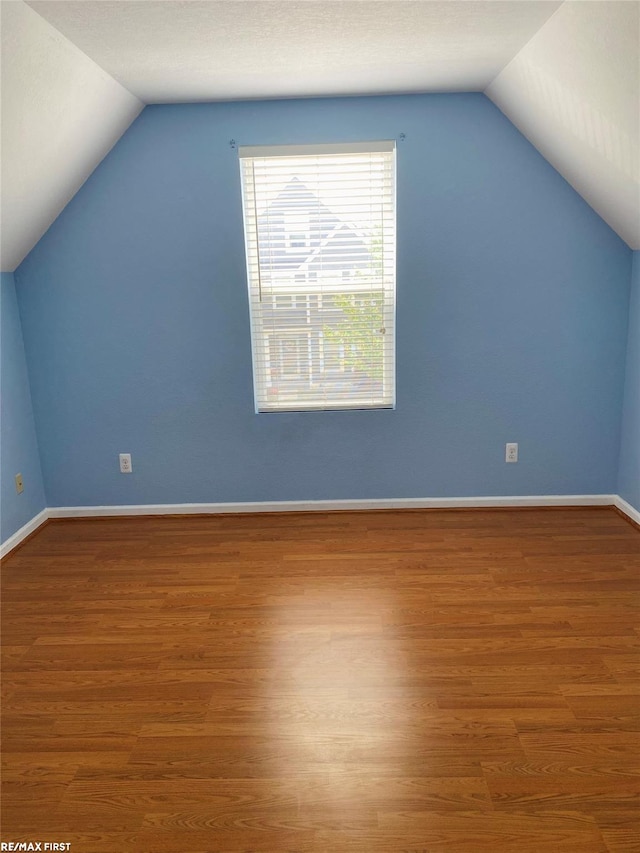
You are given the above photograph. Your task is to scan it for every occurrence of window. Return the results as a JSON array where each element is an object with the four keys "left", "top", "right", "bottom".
[{"left": 239, "top": 141, "right": 396, "bottom": 413}]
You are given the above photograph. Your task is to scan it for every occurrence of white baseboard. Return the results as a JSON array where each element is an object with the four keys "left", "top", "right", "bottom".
[
  {"left": 0, "top": 509, "right": 49, "bottom": 559},
  {"left": 615, "top": 495, "right": 640, "bottom": 527},
  {"left": 47, "top": 494, "right": 616, "bottom": 519},
  {"left": 3, "top": 494, "right": 636, "bottom": 558}
]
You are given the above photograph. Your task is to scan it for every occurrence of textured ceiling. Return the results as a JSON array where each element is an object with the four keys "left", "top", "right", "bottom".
[
  {"left": 1, "top": 0, "right": 638, "bottom": 271},
  {"left": 488, "top": 0, "right": 639, "bottom": 249},
  {"left": 25, "top": 1, "right": 563, "bottom": 102},
  {"left": 0, "top": 0, "right": 142, "bottom": 271}
]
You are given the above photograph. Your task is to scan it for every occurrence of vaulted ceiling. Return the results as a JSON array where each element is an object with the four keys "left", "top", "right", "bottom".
[{"left": 1, "top": 0, "right": 638, "bottom": 271}]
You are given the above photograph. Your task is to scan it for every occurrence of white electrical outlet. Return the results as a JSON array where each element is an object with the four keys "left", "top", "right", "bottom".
[
  {"left": 15, "top": 473, "right": 24, "bottom": 494},
  {"left": 505, "top": 443, "right": 518, "bottom": 463},
  {"left": 119, "top": 453, "right": 132, "bottom": 473}
]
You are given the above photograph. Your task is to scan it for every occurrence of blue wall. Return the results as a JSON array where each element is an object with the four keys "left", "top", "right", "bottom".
[
  {"left": 1, "top": 272, "right": 46, "bottom": 541},
  {"left": 15, "top": 94, "right": 632, "bottom": 507},
  {"left": 618, "top": 251, "right": 640, "bottom": 512}
]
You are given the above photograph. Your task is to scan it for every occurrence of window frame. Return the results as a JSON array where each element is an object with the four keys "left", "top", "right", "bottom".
[{"left": 239, "top": 141, "right": 397, "bottom": 414}]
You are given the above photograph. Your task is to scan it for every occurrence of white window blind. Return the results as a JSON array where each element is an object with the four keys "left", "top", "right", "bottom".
[{"left": 239, "top": 141, "right": 396, "bottom": 413}]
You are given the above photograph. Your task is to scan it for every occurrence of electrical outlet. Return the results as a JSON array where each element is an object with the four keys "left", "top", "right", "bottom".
[
  {"left": 15, "top": 473, "right": 24, "bottom": 494},
  {"left": 505, "top": 443, "right": 518, "bottom": 463},
  {"left": 119, "top": 453, "right": 132, "bottom": 473}
]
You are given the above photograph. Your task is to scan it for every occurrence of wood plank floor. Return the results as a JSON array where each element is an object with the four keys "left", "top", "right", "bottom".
[{"left": 1, "top": 508, "right": 639, "bottom": 852}]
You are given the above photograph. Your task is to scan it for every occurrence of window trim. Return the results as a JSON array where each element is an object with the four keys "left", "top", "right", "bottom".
[{"left": 239, "top": 141, "right": 397, "bottom": 414}]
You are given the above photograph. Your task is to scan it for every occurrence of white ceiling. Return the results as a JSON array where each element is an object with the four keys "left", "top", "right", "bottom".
[
  {"left": 25, "top": 1, "right": 563, "bottom": 102},
  {"left": 488, "top": 0, "right": 639, "bottom": 249},
  {"left": 1, "top": 0, "right": 638, "bottom": 271},
  {"left": 0, "top": 0, "right": 142, "bottom": 271}
]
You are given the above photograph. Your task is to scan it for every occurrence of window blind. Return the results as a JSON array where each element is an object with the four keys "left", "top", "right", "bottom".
[{"left": 239, "top": 141, "right": 396, "bottom": 413}]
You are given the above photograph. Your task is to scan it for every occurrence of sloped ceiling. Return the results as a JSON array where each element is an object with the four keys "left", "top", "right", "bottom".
[
  {"left": 0, "top": 0, "right": 143, "bottom": 272},
  {"left": 487, "top": 0, "right": 639, "bottom": 250},
  {"left": 1, "top": 0, "right": 638, "bottom": 272}
]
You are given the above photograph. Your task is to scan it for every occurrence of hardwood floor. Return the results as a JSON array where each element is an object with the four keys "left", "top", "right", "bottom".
[{"left": 1, "top": 508, "right": 639, "bottom": 852}]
